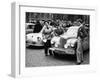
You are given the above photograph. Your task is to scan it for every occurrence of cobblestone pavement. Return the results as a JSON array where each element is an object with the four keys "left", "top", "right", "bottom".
[{"left": 25, "top": 46, "right": 89, "bottom": 67}]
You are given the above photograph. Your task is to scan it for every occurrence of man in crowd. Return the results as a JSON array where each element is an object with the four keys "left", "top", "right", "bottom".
[{"left": 34, "top": 20, "right": 43, "bottom": 33}]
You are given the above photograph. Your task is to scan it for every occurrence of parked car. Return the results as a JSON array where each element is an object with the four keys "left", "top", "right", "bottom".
[
  {"left": 49, "top": 25, "right": 89, "bottom": 63},
  {"left": 26, "top": 22, "right": 44, "bottom": 47},
  {"left": 26, "top": 23, "right": 35, "bottom": 34},
  {"left": 26, "top": 32, "right": 43, "bottom": 47}
]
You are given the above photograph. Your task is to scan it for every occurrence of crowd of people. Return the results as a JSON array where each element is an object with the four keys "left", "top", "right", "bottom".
[{"left": 31, "top": 19, "right": 89, "bottom": 33}]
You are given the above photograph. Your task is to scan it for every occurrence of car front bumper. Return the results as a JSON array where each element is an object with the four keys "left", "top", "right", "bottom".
[
  {"left": 26, "top": 40, "right": 44, "bottom": 47},
  {"left": 49, "top": 47, "right": 75, "bottom": 55}
]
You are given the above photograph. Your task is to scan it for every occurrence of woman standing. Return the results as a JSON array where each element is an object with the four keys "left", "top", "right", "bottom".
[{"left": 41, "top": 21, "right": 53, "bottom": 56}]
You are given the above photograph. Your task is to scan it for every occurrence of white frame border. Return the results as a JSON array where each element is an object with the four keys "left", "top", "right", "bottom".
[{"left": 11, "top": 2, "right": 96, "bottom": 78}]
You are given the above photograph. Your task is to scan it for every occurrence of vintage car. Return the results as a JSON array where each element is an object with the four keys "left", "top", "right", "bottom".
[
  {"left": 26, "top": 23, "right": 57, "bottom": 47},
  {"left": 26, "top": 32, "right": 43, "bottom": 47},
  {"left": 26, "top": 23, "right": 43, "bottom": 47},
  {"left": 49, "top": 25, "right": 89, "bottom": 63}
]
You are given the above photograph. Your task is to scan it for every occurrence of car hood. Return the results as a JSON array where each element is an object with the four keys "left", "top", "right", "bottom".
[
  {"left": 51, "top": 26, "right": 80, "bottom": 48},
  {"left": 61, "top": 26, "right": 80, "bottom": 39},
  {"left": 26, "top": 33, "right": 42, "bottom": 42}
]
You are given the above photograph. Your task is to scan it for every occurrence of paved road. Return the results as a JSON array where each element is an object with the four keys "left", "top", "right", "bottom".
[{"left": 25, "top": 46, "right": 89, "bottom": 67}]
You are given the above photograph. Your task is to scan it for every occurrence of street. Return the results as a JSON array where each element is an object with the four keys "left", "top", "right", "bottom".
[{"left": 25, "top": 46, "right": 89, "bottom": 67}]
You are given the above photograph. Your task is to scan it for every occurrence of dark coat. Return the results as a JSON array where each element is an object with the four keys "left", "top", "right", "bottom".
[{"left": 34, "top": 22, "right": 43, "bottom": 33}]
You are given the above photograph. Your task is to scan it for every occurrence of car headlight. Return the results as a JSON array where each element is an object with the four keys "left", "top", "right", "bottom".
[
  {"left": 37, "top": 37, "right": 41, "bottom": 41},
  {"left": 64, "top": 43, "right": 75, "bottom": 48},
  {"left": 64, "top": 43, "right": 71, "bottom": 48},
  {"left": 43, "top": 39, "right": 47, "bottom": 42},
  {"left": 71, "top": 44, "right": 74, "bottom": 47},
  {"left": 64, "top": 44, "right": 68, "bottom": 48},
  {"left": 55, "top": 44, "right": 58, "bottom": 47},
  {"left": 51, "top": 41, "right": 54, "bottom": 44}
]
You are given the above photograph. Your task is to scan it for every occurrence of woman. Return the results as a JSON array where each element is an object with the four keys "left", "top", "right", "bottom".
[{"left": 41, "top": 21, "right": 53, "bottom": 56}]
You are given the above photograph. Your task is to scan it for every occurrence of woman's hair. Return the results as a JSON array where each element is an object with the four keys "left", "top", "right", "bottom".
[
  {"left": 44, "top": 21, "right": 49, "bottom": 24},
  {"left": 54, "top": 28, "right": 64, "bottom": 36},
  {"left": 76, "top": 19, "right": 83, "bottom": 23},
  {"left": 36, "top": 20, "right": 40, "bottom": 24}
]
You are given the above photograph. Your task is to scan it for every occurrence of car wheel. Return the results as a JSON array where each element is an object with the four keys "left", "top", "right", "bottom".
[{"left": 53, "top": 51, "right": 58, "bottom": 56}]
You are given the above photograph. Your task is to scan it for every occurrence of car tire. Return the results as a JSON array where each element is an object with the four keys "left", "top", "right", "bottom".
[{"left": 53, "top": 51, "right": 59, "bottom": 56}]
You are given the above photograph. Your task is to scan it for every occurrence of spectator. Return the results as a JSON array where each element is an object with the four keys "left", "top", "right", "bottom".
[
  {"left": 41, "top": 21, "right": 53, "bottom": 56},
  {"left": 34, "top": 20, "right": 43, "bottom": 33},
  {"left": 54, "top": 26, "right": 64, "bottom": 36}
]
